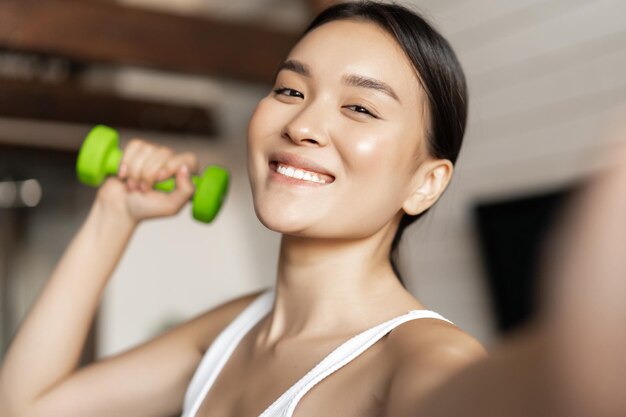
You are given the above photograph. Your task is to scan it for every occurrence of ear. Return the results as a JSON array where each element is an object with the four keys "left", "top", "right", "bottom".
[{"left": 402, "top": 158, "right": 453, "bottom": 216}]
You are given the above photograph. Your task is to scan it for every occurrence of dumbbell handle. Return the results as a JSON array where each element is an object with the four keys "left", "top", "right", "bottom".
[{"left": 102, "top": 147, "right": 201, "bottom": 192}]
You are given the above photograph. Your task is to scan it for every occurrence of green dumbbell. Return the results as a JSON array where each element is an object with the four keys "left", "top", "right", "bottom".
[{"left": 76, "top": 124, "right": 229, "bottom": 224}]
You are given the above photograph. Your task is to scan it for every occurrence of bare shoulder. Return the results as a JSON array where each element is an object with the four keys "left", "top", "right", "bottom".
[
  {"left": 184, "top": 287, "right": 270, "bottom": 353},
  {"left": 386, "top": 317, "right": 487, "bottom": 364},
  {"left": 382, "top": 317, "right": 487, "bottom": 416}
]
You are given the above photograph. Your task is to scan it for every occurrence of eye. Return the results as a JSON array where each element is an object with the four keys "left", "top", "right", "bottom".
[
  {"left": 273, "top": 87, "right": 304, "bottom": 99},
  {"left": 344, "top": 104, "right": 378, "bottom": 119}
]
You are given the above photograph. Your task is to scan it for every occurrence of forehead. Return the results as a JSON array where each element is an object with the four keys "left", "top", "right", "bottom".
[{"left": 286, "top": 20, "right": 423, "bottom": 102}]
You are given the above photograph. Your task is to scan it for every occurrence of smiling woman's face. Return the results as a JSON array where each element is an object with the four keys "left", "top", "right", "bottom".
[{"left": 246, "top": 19, "right": 432, "bottom": 238}]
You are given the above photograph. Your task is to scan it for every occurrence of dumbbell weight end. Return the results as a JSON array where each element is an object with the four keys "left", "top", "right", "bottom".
[{"left": 76, "top": 125, "right": 123, "bottom": 187}]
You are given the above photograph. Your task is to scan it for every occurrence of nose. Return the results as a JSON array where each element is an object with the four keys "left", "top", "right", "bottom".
[{"left": 281, "top": 103, "right": 329, "bottom": 147}]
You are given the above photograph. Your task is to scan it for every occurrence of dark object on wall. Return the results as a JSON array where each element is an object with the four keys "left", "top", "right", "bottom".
[{"left": 472, "top": 183, "right": 579, "bottom": 334}]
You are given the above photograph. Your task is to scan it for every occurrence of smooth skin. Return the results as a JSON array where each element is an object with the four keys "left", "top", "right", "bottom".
[{"left": 0, "top": 19, "right": 485, "bottom": 417}]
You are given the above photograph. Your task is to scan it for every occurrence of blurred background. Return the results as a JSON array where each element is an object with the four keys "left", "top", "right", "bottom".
[{"left": 0, "top": 0, "right": 624, "bottom": 364}]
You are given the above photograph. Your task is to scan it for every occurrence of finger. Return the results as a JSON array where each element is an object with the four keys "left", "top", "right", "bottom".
[
  {"left": 150, "top": 165, "right": 195, "bottom": 216},
  {"left": 141, "top": 146, "right": 174, "bottom": 189},
  {"left": 172, "top": 165, "right": 195, "bottom": 201},
  {"left": 128, "top": 144, "right": 158, "bottom": 191},
  {"left": 162, "top": 152, "right": 199, "bottom": 179},
  {"left": 121, "top": 139, "right": 149, "bottom": 192},
  {"left": 119, "top": 139, "right": 144, "bottom": 180}
]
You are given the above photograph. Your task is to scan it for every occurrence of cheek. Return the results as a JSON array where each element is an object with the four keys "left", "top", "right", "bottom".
[
  {"left": 247, "top": 97, "right": 274, "bottom": 144},
  {"left": 335, "top": 124, "right": 415, "bottom": 225},
  {"left": 247, "top": 99, "right": 274, "bottom": 188},
  {"left": 338, "top": 123, "right": 405, "bottom": 182},
  {"left": 247, "top": 98, "right": 280, "bottom": 176}
]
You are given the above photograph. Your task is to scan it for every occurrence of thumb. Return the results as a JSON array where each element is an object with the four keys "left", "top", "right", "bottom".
[
  {"left": 154, "top": 165, "right": 194, "bottom": 217},
  {"left": 171, "top": 165, "right": 195, "bottom": 204}
]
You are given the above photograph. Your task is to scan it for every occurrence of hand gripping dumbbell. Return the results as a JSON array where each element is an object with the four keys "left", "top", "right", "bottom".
[{"left": 76, "top": 125, "right": 229, "bottom": 224}]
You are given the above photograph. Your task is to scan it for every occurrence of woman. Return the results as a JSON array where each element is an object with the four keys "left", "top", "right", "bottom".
[{"left": 0, "top": 2, "right": 486, "bottom": 417}]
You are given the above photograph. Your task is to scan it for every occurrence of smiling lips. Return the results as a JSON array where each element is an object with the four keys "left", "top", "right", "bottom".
[
  {"left": 268, "top": 151, "right": 336, "bottom": 184},
  {"left": 270, "top": 161, "right": 330, "bottom": 184}
]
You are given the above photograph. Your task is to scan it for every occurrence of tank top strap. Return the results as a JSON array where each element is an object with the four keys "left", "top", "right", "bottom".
[
  {"left": 259, "top": 309, "right": 453, "bottom": 417},
  {"left": 182, "top": 287, "right": 275, "bottom": 417}
]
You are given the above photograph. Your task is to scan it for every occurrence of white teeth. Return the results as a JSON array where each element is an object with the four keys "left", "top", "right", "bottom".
[{"left": 276, "top": 163, "right": 327, "bottom": 184}]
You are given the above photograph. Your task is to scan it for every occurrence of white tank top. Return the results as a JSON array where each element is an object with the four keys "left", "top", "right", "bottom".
[{"left": 180, "top": 287, "right": 452, "bottom": 417}]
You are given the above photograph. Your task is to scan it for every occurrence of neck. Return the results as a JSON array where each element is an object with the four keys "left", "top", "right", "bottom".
[{"left": 257, "top": 221, "right": 422, "bottom": 347}]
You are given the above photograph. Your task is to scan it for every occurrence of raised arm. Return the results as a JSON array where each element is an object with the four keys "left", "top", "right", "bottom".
[{"left": 0, "top": 139, "right": 247, "bottom": 417}]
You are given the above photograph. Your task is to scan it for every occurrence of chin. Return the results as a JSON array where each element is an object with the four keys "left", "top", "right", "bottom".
[{"left": 253, "top": 202, "right": 307, "bottom": 234}]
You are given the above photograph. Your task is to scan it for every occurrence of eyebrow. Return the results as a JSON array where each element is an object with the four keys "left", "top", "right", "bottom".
[{"left": 275, "top": 59, "right": 401, "bottom": 103}]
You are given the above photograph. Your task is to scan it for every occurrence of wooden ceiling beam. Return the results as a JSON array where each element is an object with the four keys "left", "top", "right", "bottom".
[
  {"left": 0, "top": 78, "right": 218, "bottom": 135},
  {"left": 0, "top": 0, "right": 299, "bottom": 83},
  {"left": 308, "top": 0, "right": 345, "bottom": 14}
]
